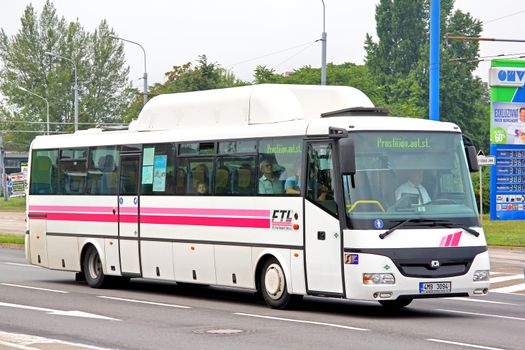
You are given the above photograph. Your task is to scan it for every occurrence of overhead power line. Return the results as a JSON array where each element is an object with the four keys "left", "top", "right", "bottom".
[
  {"left": 485, "top": 9, "right": 525, "bottom": 24},
  {"left": 226, "top": 40, "right": 319, "bottom": 69}
]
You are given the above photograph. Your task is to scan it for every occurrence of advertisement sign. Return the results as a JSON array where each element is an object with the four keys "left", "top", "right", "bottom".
[
  {"left": 490, "top": 59, "right": 525, "bottom": 220},
  {"left": 9, "top": 172, "right": 26, "bottom": 197}
]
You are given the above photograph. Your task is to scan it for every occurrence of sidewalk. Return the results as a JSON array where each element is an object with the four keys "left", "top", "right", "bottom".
[{"left": 0, "top": 211, "right": 25, "bottom": 235}]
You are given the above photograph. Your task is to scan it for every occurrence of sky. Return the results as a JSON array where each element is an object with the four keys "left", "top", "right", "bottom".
[{"left": 1, "top": 0, "right": 524, "bottom": 90}]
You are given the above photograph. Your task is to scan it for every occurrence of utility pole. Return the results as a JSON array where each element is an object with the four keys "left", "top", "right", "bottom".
[
  {"left": 0, "top": 135, "right": 7, "bottom": 201},
  {"left": 320, "top": 0, "right": 327, "bottom": 85},
  {"left": 429, "top": 0, "right": 440, "bottom": 121}
]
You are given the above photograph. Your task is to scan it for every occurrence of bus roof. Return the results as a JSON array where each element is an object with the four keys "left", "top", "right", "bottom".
[{"left": 129, "top": 84, "right": 374, "bottom": 131}]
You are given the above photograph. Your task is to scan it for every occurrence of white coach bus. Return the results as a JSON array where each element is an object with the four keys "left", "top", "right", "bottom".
[{"left": 25, "top": 84, "right": 490, "bottom": 309}]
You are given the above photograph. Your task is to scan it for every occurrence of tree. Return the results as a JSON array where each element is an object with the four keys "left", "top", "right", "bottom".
[
  {"left": 0, "top": 0, "right": 131, "bottom": 150},
  {"left": 123, "top": 55, "right": 246, "bottom": 122},
  {"left": 365, "top": 0, "right": 488, "bottom": 151}
]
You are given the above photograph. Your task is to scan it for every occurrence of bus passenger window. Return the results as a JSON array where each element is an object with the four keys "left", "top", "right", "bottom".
[
  {"left": 30, "top": 150, "right": 58, "bottom": 195},
  {"left": 307, "top": 143, "right": 337, "bottom": 215}
]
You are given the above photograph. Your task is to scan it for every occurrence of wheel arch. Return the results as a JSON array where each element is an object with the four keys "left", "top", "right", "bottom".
[
  {"left": 79, "top": 239, "right": 106, "bottom": 274},
  {"left": 253, "top": 249, "right": 293, "bottom": 294}
]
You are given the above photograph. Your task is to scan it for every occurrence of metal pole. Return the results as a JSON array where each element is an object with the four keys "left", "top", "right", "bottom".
[
  {"left": 479, "top": 166, "right": 483, "bottom": 222},
  {"left": 110, "top": 36, "right": 148, "bottom": 105},
  {"left": 45, "top": 52, "right": 78, "bottom": 131},
  {"left": 321, "top": 0, "right": 327, "bottom": 85},
  {"left": 16, "top": 86, "right": 50, "bottom": 135},
  {"left": 429, "top": 0, "right": 440, "bottom": 121},
  {"left": 0, "top": 136, "right": 7, "bottom": 201}
]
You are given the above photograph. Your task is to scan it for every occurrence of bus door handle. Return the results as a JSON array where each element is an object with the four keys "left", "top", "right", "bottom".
[
  {"left": 317, "top": 231, "right": 326, "bottom": 240},
  {"left": 112, "top": 208, "right": 116, "bottom": 215}
]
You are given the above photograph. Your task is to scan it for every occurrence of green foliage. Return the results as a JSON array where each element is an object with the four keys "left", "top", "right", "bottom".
[
  {"left": 123, "top": 55, "right": 246, "bottom": 122},
  {"left": 0, "top": 0, "right": 132, "bottom": 150}
]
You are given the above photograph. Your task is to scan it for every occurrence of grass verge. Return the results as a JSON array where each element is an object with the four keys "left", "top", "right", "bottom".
[
  {"left": 0, "top": 196, "right": 26, "bottom": 211},
  {"left": 0, "top": 234, "right": 24, "bottom": 246}
]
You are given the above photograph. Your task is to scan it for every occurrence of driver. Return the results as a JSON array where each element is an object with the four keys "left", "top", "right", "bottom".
[{"left": 395, "top": 170, "right": 431, "bottom": 204}]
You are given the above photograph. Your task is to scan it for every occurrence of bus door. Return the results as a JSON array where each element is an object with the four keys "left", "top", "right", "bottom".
[
  {"left": 118, "top": 153, "right": 141, "bottom": 275},
  {"left": 304, "top": 142, "right": 344, "bottom": 295}
]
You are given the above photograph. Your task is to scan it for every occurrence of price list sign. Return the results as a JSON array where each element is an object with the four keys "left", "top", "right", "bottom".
[
  {"left": 491, "top": 148, "right": 525, "bottom": 219},
  {"left": 489, "top": 59, "right": 525, "bottom": 220}
]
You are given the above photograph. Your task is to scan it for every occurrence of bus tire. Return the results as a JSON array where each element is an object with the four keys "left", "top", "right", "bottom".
[
  {"left": 83, "top": 245, "right": 109, "bottom": 288},
  {"left": 260, "top": 258, "right": 295, "bottom": 309},
  {"left": 379, "top": 298, "right": 412, "bottom": 309}
]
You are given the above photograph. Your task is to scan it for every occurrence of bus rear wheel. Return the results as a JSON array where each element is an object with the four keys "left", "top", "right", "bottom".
[
  {"left": 83, "top": 246, "right": 109, "bottom": 288},
  {"left": 260, "top": 258, "right": 298, "bottom": 309}
]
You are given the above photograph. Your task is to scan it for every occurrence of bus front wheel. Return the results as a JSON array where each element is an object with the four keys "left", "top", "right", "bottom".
[
  {"left": 260, "top": 258, "right": 297, "bottom": 309},
  {"left": 83, "top": 246, "right": 109, "bottom": 288}
]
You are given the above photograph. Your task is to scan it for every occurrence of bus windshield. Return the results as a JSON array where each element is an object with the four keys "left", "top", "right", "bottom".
[{"left": 342, "top": 131, "right": 480, "bottom": 229}]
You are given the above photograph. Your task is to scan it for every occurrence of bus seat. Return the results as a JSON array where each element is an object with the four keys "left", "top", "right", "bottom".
[
  {"left": 236, "top": 167, "right": 254, "bottom": 194},
  {"left": 176, "top": 168, "right": 186, "bottom": 194},
  {"left": 215, "top": 167, "right": 230, "bottom": 194}
]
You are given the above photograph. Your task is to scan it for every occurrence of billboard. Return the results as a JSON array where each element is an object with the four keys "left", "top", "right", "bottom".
[{"left": 489, "top": 59, "right": 525, "bottom": 220}]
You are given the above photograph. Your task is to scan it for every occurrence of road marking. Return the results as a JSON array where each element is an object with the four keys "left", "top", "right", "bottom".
[
  {"left": 491, "top": 283, "right": 525, "bottom": 294},
  {"left": 4, "top": 262, "right": 41, "bottom": 269},
  {"left": 98, "top": 295, "right": 191, "bottom": 309},
  {"left": 490, "top": 274, "right": 523, "bottom": 283},
  {"left": 0, "top": 301, "right": 120, "bottom": 321},
  {"left": 427, "top": 338, "right": 509, "bottom": 350},
  {"left": 490, "top": 272, "right": 505, "bottom": 276},
  {"left": 445, "top": 297, "right": 516, "bottom": 305},
  {"left": 438, "top": 309, "right": 525, "bottom": 322},
  {"left": 234, "top": 312, "right": 369, "bottom": 331},
  {"left": 0, "top": 283, "right": 69, "bottom": 294},
  {"left": 0, "top": 331, "right": 111, "bottom": 350}
]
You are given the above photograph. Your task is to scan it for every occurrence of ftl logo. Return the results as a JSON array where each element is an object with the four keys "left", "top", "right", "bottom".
[
  {"left": 489, "top": 67, "right": 525, "bottom": 88},
  {"left": 271, "top": 210, "right": 293, "bottom": 230}
]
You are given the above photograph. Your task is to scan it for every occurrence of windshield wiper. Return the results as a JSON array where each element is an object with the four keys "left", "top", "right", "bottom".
[
  {"left": 379, "top": 218, "right": 480, "bottom": 239},
  {"left": 428, "top": 219, "right": 480, "bottom": 237}
]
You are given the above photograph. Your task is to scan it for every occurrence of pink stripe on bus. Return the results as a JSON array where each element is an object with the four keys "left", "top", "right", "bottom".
[
  {"left": 139, "top": 207, "right": 270, "bottom": 217},
  {"left": 439, "top": 236, "right": 447, "bottom": 247},
  {"left": 444, "top": 234, "right": 453, "bottom": 247},
  {"left": 28, "top": 212, "right": 269, "bottom": 229},
  {"left": 140, "top": 215, "right": 270, "bottom": 229},
  {"left": 29, "top": 205, "right": 113, "bottom": 213},
  {"left": 119, "top": 207, "right": 138, "bottom": 214},
  {"left": 450, "top": 231, "right": 462, "bottom": 247}
]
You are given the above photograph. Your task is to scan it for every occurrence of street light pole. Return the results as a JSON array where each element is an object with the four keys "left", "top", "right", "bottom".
[
  {"left": 17, "top": 86, "right": 50, "bottom": 135},
  {"left": 45, "top": 52, "right": 78, "bottom": 132},
  {"left": 321, "top": 0, "right": 327, "bottom": 85},
  {"left": 110, "top": 35, "right": 148, "bottom": 105}
]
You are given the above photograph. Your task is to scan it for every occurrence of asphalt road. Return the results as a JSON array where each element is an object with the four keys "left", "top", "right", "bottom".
[{"left": 0, "top": 247, "right": 524, "bottom": 350}]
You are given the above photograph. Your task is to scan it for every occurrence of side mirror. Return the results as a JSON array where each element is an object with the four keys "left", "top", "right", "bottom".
[
  {"left": 339, "top": 137, "right": 356, "bottom": 175},
  {"left": 465, "top": 145, "right": 479, "bottom": 172}
]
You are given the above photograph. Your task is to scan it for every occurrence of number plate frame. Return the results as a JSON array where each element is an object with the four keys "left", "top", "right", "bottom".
[{"left": 419, "top": 281, "right": 451, "bottom": 294}]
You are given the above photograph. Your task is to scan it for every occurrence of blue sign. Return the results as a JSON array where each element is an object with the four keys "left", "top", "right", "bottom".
[{"left": 374, "top": 219, "right": 384, "bottom": 229}]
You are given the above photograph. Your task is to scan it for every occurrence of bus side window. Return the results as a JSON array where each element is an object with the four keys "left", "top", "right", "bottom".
[
  {"left": 307, "top": 143, "right": 337, "bottom": 215},
  {"left": 30, "top": 150, "right": 58, "bottom": 195}
]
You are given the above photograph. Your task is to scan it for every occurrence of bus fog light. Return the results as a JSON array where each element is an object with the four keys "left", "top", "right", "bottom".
[
  {"left": 363, "top": 273, "right": 395, "bottom": 285},
  {"left": 473, "top": 270, "right": 489, "bottom": 282},
  {"left": 473, "top": 288, "right": 485, "bottom": 295},
  {"left": 379, "top": 292, "right": 393, "bottom": 299}
]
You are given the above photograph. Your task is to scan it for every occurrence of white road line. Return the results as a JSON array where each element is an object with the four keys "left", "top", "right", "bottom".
[
  {"left": 98, "top": 295, "right": 191, "bottom": 309},
  {"left": 0, "top": 331, "right": 111, "bottom": 350},
  {"left": 445, "top": 297, "right": 516, "bottom": 305},
  {"left": 490, "top": 275, "right": 523, "bottom": 283},
  {"left": 489, "top": 272, "right": 506, "bottom": 276},
  {"left": 491, "top": 283, "right": 525, "bottom": 294},
  {"left": 427, "top": 338, "right": 509, "bottom": 350},
  {"left": 0, "top": 283, "right": 69, "bottom": 294},
  {"left": 0, "top": 301, "right": 120, "bottom": 321},
  {"left": 4, "top": 262, "right": 41, "bottom": 269},
  {"left": 234, "top": 312, "right": 369, "bottom": 331},
  {"left": 438, "top": 309, "right": 525, "bottom": 322}
]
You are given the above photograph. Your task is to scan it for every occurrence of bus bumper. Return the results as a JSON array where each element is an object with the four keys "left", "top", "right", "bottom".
[{"left": 344, "top": 250, "right": 491, "bottom": 301}]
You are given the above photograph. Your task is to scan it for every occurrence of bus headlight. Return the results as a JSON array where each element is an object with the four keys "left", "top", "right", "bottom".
[
  {"left": 363, "top": 273, "right": 395, "bottom": 285},
  {"left": 473, "top": 270, "right": 489, "bottom": 282}
]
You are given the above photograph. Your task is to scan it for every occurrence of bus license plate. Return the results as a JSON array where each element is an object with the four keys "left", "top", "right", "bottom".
[{"left": 419, "top": 282, "right": 451, "bottom": 294}]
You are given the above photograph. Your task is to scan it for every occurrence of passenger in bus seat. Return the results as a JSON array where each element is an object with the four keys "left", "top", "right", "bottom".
[
  {"left": 284, "top": 166, "right": 301, "bottom": 194},
  {"left": 196, "top": 181, "right": 208, "bottom": 195},
  {"left": 258, "top": 159, "right": 283, "bottom": 194}
]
